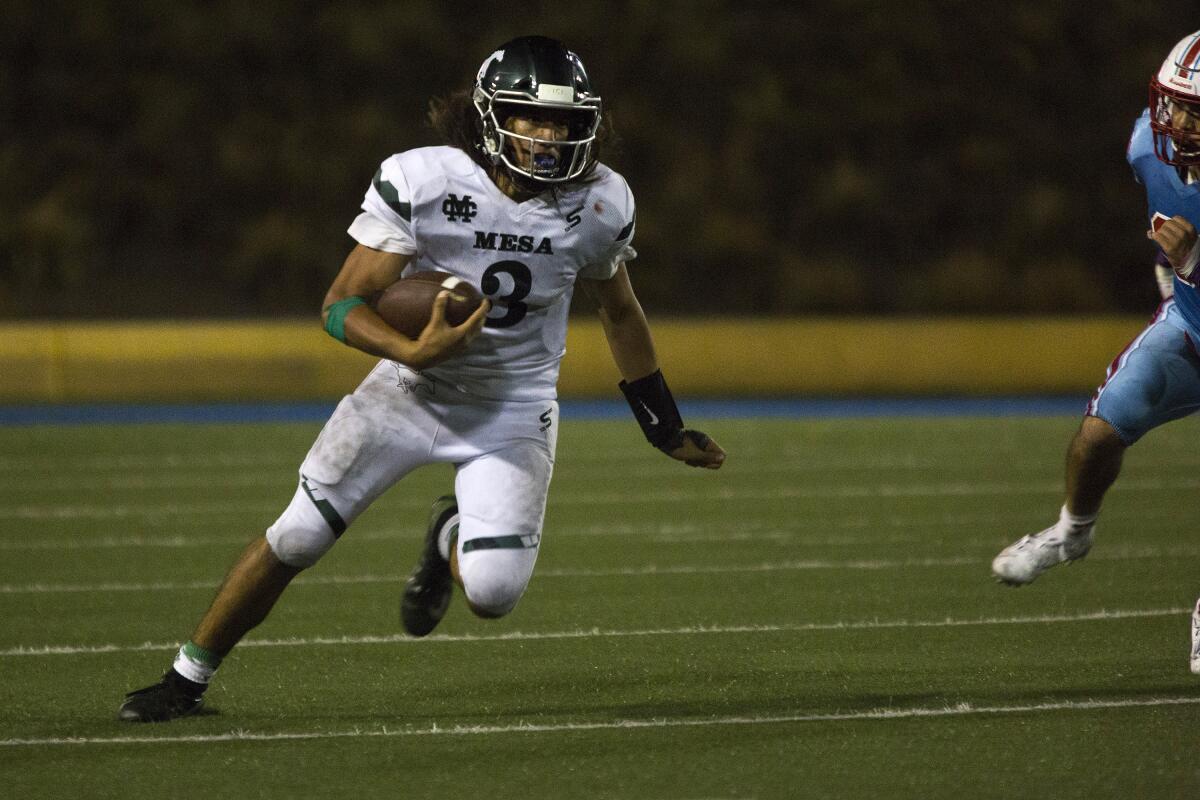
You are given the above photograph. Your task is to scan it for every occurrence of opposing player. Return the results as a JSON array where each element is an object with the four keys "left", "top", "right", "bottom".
[
  {"left": 117, "top": 35, "right": 725, "bottom": 722},
  {"left": 991, "top": 31, "right": 1200, "bottom": 672}
]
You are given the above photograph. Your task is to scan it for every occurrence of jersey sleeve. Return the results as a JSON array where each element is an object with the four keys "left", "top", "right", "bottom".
[
  {"left": 1126, "top": 110, "right": 1153, "bottom": 188},
  {"left": 349, "top": 156, "right": 418, "bottom": 255},
  {"left": 578, "top": 175, "right": 638, "bottom": 280}
]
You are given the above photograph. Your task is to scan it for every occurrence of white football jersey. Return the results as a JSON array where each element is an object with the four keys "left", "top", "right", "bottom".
[{"left": 348, "top": 146, "right": 636, "bottom": 401}]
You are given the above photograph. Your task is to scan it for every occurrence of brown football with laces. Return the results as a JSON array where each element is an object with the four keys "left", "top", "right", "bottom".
[{"left": 372, "top": 271, "right": 485, "bottom": 339}]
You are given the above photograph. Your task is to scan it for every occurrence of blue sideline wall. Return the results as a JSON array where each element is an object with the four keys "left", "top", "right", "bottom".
[{"left": 0, "top": 317, "right": 1148, "bottom": 403}]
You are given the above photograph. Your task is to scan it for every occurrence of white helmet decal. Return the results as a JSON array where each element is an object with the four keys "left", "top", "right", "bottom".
[
  {"left": 1158, "top": 32, "right": 1200, "bottom": 95},
  {"left": 476, "top": 49, "right": 505, "bottom": 83}
]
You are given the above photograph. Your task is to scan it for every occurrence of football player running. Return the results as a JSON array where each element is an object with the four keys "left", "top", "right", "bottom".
[
  {"left": 991, "top": 31, "right": 1200, "bottom": 672},
  {"left": 118, "top": 36, "right": 725, "bottom": 722}
]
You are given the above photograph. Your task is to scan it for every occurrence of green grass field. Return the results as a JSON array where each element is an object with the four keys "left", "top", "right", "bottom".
[{"left": 1, "top": 413, "right": 1198, "bottom": 799}]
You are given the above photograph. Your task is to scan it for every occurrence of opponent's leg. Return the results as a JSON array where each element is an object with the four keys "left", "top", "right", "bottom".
[
  {"left": 991, "top": 417, "right": 1120, "bottom": 586},
  {"left": 1191, "top": 598, "right": 1200, "bottom": 675},
  {"left": 993, "top": 302, "right": 1199, "bottom": 586},
  {"left": 1064, "top": 416, "right": 1126, "bottom": 517}
]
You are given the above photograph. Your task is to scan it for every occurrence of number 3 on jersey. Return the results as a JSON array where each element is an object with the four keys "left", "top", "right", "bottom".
[{"left": 482, "top": 260, "right": 532, "bottom": 328}]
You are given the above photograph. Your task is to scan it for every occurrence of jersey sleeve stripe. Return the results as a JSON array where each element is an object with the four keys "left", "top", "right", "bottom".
[
  {"left": 615, "top": 217, "right": 634, "bottom": 241},
  {"left": 372, "top": 168, "right": 412, "bottom": 221}
]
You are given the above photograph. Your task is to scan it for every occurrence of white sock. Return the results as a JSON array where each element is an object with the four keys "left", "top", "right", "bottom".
[
  {"left": 437, "top": 513, "right": 460, "bottom": 561},
  {"left": 1059, "top": 504, "right": 1097, "bottom": 533},
  {"left": 172, "top": 641, "right": 221, "bottom": 684}
]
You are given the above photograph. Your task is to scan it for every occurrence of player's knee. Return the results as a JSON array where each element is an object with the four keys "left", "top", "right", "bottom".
[
  {"left": 457, "top": 549, "right": 535, "bottom": 618},
  {"left": 1078, "top": 415, "right": 1131, "bottom": 451},
  {"left": 265, "top": 487, "right": 341, "bottom": 569}
]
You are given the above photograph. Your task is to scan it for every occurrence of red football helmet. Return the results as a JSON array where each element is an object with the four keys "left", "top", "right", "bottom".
[{"left": 1150, "top": 31, "right": 1200, "bottom": 166}]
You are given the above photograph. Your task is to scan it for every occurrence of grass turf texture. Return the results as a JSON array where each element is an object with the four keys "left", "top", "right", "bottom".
[{"left": 0, "top": 414, "right": 1197, "bottom": 798}]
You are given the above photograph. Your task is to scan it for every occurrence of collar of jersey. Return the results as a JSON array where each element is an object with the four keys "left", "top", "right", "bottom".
[{"left": 475, "top": 165, "right": 556, "bottom": 217}]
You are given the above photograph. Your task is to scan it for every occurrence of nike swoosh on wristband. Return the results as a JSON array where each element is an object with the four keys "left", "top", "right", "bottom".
[{"left": 638, "top": 401, "right": 659, "bottom": 425}]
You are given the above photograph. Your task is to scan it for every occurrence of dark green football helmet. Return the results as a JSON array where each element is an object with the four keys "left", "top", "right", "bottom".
[{"left": 472, "top": 36, "right": 602, "bottom": 183}]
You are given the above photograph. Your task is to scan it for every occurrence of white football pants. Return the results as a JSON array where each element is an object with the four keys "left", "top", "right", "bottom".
[{"left": 266, "top": 361, "right": 558, "bottom": 615}]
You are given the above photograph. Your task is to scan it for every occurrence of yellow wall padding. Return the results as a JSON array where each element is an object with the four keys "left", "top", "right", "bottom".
[{"left": 0, "top": 316, "right": 1148, "bottom": 402}]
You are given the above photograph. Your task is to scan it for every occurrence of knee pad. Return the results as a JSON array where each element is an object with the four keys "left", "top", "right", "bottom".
[
  {"left": 457, "top": 548, "right": 537, "bottom": 617},
  {"left": 265, "top": 484, "right": 341, "bottom": 568}
]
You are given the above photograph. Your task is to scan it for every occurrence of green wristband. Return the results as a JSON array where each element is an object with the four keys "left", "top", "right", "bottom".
[{"left": 323, "top": 296, "right": 366, "bottom": 343}]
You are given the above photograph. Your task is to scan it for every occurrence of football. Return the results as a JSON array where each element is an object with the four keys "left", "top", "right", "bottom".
[{"left": 372, "top": 271, "right": 485, "bottom": 339}]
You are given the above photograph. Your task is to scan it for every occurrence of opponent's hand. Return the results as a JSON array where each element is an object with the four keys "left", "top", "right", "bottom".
[
  {"left": 1148, "top": 215, "right": 1200, "bottom": 285},
  {"left": 410, "top": 291, "right": 491, "bottom": 368},
  {"left": 665, "top": 429, "right": 726, "bottom": 469}
]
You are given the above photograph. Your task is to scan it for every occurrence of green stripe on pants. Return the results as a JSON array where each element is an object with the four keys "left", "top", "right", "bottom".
[
  {"left": 301, "top": 476, "right": 347, "bottom": 538},
  {"left": 461, "top": 534, "right": 539, "bottom": 553}
]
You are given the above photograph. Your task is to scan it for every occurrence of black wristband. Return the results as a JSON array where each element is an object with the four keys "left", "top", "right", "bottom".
[{"left": 618, "top": 369, "right": 684, "bottom": 450}]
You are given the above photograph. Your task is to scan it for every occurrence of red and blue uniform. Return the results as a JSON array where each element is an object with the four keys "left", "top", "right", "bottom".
[{"left": 1085, "top": 111, "right": 1200, "bottom": 443}]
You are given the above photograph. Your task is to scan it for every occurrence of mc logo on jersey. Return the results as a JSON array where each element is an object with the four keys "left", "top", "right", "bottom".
[
  {"left": 442, "top": 194, "right": 478, "bottom": 222},
  {"left": 473, "top": 231, "right": 554, "bottom": 255}
]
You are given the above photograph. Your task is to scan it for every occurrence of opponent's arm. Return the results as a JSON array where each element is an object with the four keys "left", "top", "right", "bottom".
[
  {"left": 580, "top": 263, "right": 725, "bottom": 469},
  {"left": 322, "top": 244, "right": 488, "bottom": 370}
]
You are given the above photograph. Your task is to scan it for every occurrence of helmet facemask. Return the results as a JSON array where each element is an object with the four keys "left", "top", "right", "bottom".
[
  {"left": 1150, "top": 80, "right": 1200, "bottom": 167},
  {"left": 474, "top": 88, "right": 601, "bottom": 183}
]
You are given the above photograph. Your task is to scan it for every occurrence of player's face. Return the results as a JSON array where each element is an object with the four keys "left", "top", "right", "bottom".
[
  {"left": 1168, "top": 98, "right": 1200, "bottom": 158},
  {"left": 503, "top": 114, "right": 570, "bottom": 172}
]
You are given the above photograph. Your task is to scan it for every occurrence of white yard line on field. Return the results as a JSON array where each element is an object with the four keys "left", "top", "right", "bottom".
[
  {"left": 0, "top": 454, "right": 296, "bottom": 473},
  {"left": 1, "top": 606, "right": 1188, "bottom": 657},
  {"left": 2, "top": 695, "right": 1198, "bottom": 747},
  {"left": 0, "top": 461, "right": 1065, "bottom": 490},
  {"left": 2, "top": 476, "right": 1196, "bottom": 521},
  {"left": 0, "top": 529, "right": 932, "bottom": 550},
  {"left": 1, "top": 504, "right": 1186, "bottom": 550},
  {"left": 0, "top": 474, "right": 290, "bottom": 491},
  {"left": 0, "top": 557, "right": 979, "bottom": 595},
  {"left": 0, "top": 512, "right": 1028, "bottom": 548},
  {"left": 1, "top": 545, "right": 1196, "bottom": 595}
]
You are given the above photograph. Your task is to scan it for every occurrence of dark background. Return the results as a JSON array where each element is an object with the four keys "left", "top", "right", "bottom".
[{"left": 2, "top": 1, "right": 1193, "bottom": 319}]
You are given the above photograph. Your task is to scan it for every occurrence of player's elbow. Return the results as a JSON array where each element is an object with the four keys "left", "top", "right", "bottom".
[{"left": 598, "top": 297, "right": 642, "bottom": 329}]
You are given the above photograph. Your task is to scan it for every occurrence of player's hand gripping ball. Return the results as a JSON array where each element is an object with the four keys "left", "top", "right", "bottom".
[{"left": 373, "top": 271, "right": 485, "bottom": 339}]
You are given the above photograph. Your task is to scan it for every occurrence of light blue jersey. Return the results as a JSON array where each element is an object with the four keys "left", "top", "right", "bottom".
[{"left": 1127, "top": 109, "right": 1200, "bottom": 338}]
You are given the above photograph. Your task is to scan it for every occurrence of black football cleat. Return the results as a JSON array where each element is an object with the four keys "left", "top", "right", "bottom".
[
  {"left": 401, "top": 495, "right": 458, "bottom": 637},
  {"left": 118, "top": 670, "right": 206, "bottom": 723}
]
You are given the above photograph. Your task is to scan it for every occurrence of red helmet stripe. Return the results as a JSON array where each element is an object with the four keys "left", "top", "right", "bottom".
[{"left": 1177, "top": 33, "right": 1200, "bottom": 78}]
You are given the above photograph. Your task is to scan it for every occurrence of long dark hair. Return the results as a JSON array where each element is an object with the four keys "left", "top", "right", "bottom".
[{"left": 426, "top": 90, "right": 617, "bottom": 188}]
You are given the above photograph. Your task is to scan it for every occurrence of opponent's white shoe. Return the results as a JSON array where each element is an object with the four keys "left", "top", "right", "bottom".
[
  {"left": 991, "top": 523, "right": 1094, "bottom": 586},
  {"left": 1190, "top": 599, "right": 1200, "bottom": 675}
]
